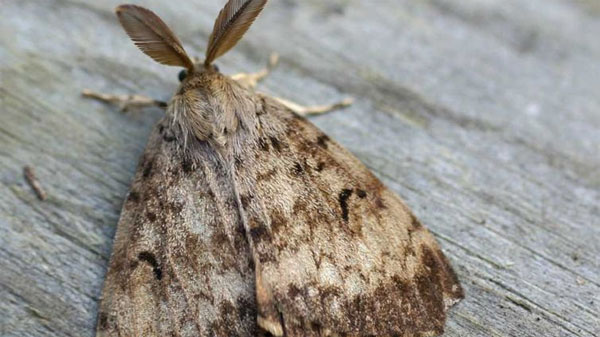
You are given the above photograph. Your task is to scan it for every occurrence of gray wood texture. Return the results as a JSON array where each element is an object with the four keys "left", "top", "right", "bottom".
[{"left": 1, "top": 0, "right": 599, "bottom": 336}]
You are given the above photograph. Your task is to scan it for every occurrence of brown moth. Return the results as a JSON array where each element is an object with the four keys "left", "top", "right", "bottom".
[{"left": 92, "top": 1, "right": 464, "bottom": 336}]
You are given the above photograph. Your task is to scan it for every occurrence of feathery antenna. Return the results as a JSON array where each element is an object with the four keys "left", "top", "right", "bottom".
[
  {"left": 205, "top": 0, "right": 268, "bottom": 66},
  {"left": 116, "top": 5, "right": 194, "bottom": 70}
]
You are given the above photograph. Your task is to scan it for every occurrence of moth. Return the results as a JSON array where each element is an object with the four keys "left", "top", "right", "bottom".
[{"left": 89, "top": 1, "right": 463, "bottom": 336}]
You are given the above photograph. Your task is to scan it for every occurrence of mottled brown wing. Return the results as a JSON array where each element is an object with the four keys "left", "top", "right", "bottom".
[
  {"left": 231, "top": 96, "right": 464, "bottom": 336},
  {"left": 96, "top": 117, "right": 256, "bottom": 337}
]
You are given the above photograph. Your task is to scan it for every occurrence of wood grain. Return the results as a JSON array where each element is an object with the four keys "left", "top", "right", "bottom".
[{"left": 1, "top": 0, "right": 598, "bottom": 336}]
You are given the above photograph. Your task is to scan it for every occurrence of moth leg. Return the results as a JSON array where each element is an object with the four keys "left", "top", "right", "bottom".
[
  {"left": 231, "top": 53, "right": 279, "bottom": 89},
  {"left": 274, "top": 96, "right": 354, "bottom": 117},
  {"left": 82, "top": 89, "right": 167, "bottom": 112}
]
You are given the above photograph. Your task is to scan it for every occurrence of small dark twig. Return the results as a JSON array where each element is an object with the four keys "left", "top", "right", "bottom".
[{"left": 23, "top": 166, "right": 47, "bottom": 201}]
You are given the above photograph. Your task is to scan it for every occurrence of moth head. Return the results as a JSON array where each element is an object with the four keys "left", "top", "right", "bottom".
[
  {"left": 177, "top": 63, "right": 219, "bottom": 84},
  {"left": 115, "top": 1, "right": 268, "bottom": 84}
]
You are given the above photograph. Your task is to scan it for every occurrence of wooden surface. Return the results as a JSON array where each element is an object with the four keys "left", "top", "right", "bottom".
[{"left": 1, "top": 0, "right": 599, "bottom": 336}]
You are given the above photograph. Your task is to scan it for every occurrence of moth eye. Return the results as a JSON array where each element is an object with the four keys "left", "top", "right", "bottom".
[
  {"left": 212, "top": 64, "right": 220, "bottom": 72},
  {"left": 178, "top": 69, "right": 188, "bottom": 82}
]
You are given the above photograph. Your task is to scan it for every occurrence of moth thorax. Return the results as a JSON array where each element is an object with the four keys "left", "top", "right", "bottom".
[{"left": 170, "top": 92, "right": 240, "bottom": 146}]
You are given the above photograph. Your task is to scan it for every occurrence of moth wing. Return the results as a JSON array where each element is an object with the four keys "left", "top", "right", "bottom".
[
  {"left": 96, "top": 119, "right": 256, "bottom": 337},
  {"left": 233, "top": 96, "right": 464, "bottom": 336}
]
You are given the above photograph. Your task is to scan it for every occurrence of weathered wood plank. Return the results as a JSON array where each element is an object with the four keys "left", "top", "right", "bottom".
[{"left": 1, "top": 0, "right": 598, "bottom": 336}]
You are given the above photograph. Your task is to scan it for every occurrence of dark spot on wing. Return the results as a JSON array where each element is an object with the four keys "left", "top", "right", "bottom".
[
  {"left": 240, "top": 194, "right": 253, "bottom": 209},
  {"left": 292, "top": 162, "right": 304, "bottom": 175},
  {"left": 127, "top": 190, "right": 140, "bottom": 203},
  {"left": 321, "top": 285, "right": 342, "bottom": 300},
  {"left": 247, "top": 256, "right": 255, "bottom": 271},
  {"left": 292, "top": 134, "right": 313, "bottom": 154},
  {"left": 288, "top": 284, "right": 302, "bottom": 298},
  {"left": 292, "top": 199, "right": 308, "bottom": 215},
  {"left": 339, "top": 188, "right": 353, "bottom": 222},
  {"left": 249, "top": 223, "right": 269, "bottom": 244},
  {"left": 212, "top": 229, "right": 229, "bottom": 247},
  {"left": 142, "top": 157, "right": 154, "bottom": 178},
  {"left": 163, "top": 133, "right": 176, "bottom": 142},
  {"left": 147, "top": 211, "right": 157, "bottom": 222},
  {"left": 270, "top": 209, "right": 287, "bottom": 235},
  {"left": 270, "top": 136, "right": 281, "bottom": 151},
  {"left": 97, "top": 312, "right": 108, "bottom": 330},
  {"left": 182, "top": 158, "right": 193, "bottom": 173},
  {"left": 316, "top": 162, "right": 325, "bottom": 172},
  {"left": 159, "top": 124, "right": 176, "bottom": 142},
  {"left": 316, "top": 134, "right": 330, "bottom": 148},
  {"left": 259, "top": 137, "right": 270, "bottom": 151},
  {"left": 236, "top": 296, "right": 256, "bottom": 323},
  {"left": 234, "top": 154, "right": 243, "bottom": 167},
  {"left": 137, "top": 251, "right": 162, "bottom": 280},
  {"left": 357, "top": 189, "right": 367, "bottom": 198},
  {"left": 166, "top": 200, "right": 184, "bottom": 215}
]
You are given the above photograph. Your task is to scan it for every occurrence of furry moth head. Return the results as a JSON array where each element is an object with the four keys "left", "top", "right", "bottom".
[{"left": 115, "top": 1, "right": 268, "bottom": 146}]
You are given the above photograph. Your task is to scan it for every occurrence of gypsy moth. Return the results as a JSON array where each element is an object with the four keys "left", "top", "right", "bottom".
[{"left": 92, "top": 1, "right": 463, "bottom": 336}]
